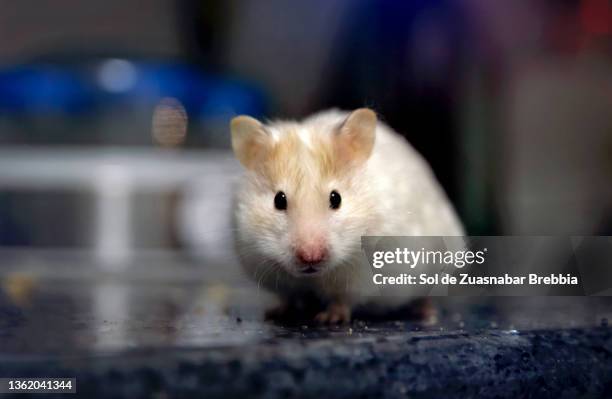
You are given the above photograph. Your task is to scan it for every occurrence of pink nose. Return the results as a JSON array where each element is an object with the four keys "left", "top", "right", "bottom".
[{"left": 295, "top": 245, "right": 328, "bottom": 265}]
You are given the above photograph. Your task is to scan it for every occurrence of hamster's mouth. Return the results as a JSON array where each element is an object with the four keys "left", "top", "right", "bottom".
[
  {"left": 301, "top": 266, "right": 319, "bottom": 275},
  {"left": 290, "top": 264, "right": 326, "bottom": 277}
]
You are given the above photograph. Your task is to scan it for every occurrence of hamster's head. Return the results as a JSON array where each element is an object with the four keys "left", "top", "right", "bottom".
[{"left": 230, "top": 109, "right": 379, "bottom": 277}]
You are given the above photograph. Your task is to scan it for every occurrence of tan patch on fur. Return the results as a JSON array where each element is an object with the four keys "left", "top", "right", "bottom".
[{"left": 257, "top": 126, "right": 342, "bottom": 187}]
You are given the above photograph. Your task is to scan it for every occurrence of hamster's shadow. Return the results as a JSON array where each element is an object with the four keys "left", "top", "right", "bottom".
[{"left": 265, "top": 296, "right": 436, "bottom": 327}]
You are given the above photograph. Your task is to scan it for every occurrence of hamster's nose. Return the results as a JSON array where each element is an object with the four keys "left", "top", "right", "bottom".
[{"left": 295, "top": 245, "right": 328, "bottom": 266}]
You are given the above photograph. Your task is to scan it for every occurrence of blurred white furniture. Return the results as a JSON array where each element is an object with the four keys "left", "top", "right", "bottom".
[{"left": 0, "top": 147, "right": 240, "bottom": 268}]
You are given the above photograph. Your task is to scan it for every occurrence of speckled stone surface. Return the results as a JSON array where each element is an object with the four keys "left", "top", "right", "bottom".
[
  {"left": 0, "top": 259, "right": 611, "bottom": 398},
  {"left": 2, "top": 326, "right": 612, "bottom": 398}
]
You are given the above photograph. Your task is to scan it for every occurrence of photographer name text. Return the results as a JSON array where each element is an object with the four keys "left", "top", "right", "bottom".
[{"left": 372, "top": 273, "right": 579, "bottom": 286}]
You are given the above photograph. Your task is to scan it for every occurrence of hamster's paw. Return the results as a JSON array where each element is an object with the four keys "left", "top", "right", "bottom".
[{"left": 314, "top": 302, "right": 351, "bottom": 324}]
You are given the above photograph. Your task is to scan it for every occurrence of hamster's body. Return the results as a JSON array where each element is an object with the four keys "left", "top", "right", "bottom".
[{"left": 230, "top": 109, "right": 463, "bottom": 323}]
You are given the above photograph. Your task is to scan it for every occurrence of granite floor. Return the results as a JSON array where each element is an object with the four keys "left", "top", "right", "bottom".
[{"left": 0, "top": 254, "right": 611, "bottom": 398}]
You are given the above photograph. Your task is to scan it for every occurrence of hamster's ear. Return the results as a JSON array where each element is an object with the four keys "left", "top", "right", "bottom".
[
  {"left": 230, "top": 115, "right": 270, "bottom": 170},
  {"left": 334, "top": 108, "right": 377, "bottom": 165}
]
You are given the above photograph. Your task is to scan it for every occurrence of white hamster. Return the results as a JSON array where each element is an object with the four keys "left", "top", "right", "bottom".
[{"left": 230, "top": 108, "right": 464, "bottom": 323}]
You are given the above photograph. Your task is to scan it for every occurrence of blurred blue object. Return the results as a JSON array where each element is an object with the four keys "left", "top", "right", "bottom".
[
  {"left": 124, "top": 62, "right": 267, "bottom": 117},
  {"left": 0, "top": 59, "right": 267, "bottom": 146},
  {"left": 0, "top": 66, "right": 95, "bottom": 114}
]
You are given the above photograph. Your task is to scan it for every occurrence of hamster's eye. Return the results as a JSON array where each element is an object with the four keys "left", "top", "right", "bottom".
[
  {"left": 274, "top": 191, "right": 287, "bottom": 211},
  {"left": 329, "top": 190, "right": 341, "bottom": 210}
]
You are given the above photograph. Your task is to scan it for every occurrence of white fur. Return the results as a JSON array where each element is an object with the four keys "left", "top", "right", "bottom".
[{"left": 233, "top": 109, "right": 464, "bottom": 307}]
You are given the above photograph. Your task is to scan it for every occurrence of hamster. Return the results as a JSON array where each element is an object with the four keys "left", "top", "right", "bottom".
[{"left": 230, "top": 108, "right": 464, "bottom": 323}]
